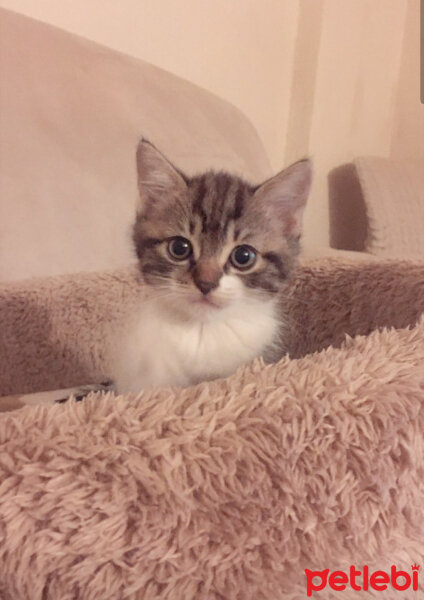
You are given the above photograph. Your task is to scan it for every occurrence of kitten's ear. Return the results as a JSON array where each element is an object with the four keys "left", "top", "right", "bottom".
[
  {"left": 253, "top": 159, "right": 312, "bottom": 238},
  {"left": 136, "top": 139, "right": 187, "bottom": 212}
]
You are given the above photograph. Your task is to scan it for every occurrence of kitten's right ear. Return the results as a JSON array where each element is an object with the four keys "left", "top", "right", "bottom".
[
  {"left": 136, "top": 139, "right": 187, "bottom": 212},
  {"left": 253, "top": 158, "right": 312, "bottom": 239}
]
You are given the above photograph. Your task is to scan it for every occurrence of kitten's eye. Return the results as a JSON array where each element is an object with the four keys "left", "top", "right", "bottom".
[
  {"left": 230, "top": 245, "right": 257, "bottom": 270},
  {"left": 167, "top": 236, "right": 193, "bottom": 261}
]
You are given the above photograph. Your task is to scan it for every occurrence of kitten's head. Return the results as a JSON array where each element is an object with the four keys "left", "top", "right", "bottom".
[{"left": 133, "top": 139, "right": 311, "bottom": 321}]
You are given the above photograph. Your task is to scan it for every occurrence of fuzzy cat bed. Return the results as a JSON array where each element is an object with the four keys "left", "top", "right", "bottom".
[{"left": 0, "top": 257, "right": 424, "bottom": 599}]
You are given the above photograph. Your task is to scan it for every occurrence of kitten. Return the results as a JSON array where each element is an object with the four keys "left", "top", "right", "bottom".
[{"left": 113, "top": 140, "right": 311, "bottom": 394}]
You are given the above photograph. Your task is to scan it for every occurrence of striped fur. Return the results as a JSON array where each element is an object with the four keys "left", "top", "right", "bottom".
[{"left": 133, "top": 140, "right": 311, "bottom": 300}]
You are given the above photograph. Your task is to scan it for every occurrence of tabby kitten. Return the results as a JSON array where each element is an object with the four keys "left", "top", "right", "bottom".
[{"left": 113, "top": 140, "right": 311, "bottom": 393}]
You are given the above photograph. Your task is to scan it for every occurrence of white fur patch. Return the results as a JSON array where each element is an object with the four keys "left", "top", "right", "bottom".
[{"left": 113, "top": 281, "right": 278, "bottom": 394}]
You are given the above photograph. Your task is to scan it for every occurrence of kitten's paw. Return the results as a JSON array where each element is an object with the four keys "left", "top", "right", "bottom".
[{"left": 55, "top": 381, "right": 115, "bottom": 404}]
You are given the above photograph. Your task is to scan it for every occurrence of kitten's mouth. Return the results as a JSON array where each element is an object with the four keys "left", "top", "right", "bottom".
[{"left": 190, "top": 295, "right": 221, "bottom": 309}]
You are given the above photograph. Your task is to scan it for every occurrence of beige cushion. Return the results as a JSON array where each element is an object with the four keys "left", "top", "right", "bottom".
[
  {"left": 2, "top": 257, "right": 424, "bottom": 396},
  {"left": 0, "top": 8, "right": 271, "bottom": 282},
  {"left": 355, "top": 156, "right": 424, "bottom": 259}
]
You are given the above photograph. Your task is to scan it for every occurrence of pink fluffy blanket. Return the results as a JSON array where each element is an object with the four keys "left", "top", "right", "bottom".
[{"left": 0, "top": 257, "right": 423, "bottom": 599}]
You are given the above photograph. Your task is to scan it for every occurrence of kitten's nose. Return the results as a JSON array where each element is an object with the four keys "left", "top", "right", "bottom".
[{"left": 195, "top": 280, "right": 218, "bottom": 296}]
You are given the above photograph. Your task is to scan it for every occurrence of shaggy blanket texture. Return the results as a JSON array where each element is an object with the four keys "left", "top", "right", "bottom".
[
  {"left": 0, "top": 258, "right": 424, "bottom": 599},
  {"left": 1, "top": 321, "right": 424, "bottom": 599}
]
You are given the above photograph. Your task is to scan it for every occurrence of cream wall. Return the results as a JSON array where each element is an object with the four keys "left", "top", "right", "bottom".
[{"left": 1, "top": 0, "right": 422, "bottom": 250}]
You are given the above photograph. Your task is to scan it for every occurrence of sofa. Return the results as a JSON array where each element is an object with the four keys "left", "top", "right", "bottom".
[{"left": 1, "top": 7, "right": 423, "bottom": 600}]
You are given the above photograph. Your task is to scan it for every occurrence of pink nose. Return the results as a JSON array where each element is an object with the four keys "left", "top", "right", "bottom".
[{"left": 195, "top": 280, "right": 218, "bottom": 295}]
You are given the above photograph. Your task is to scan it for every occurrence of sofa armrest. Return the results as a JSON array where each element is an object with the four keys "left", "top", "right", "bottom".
[
  {"left": 0, "top": 267, "right": 143, "bottom": 396},
  {"left": 284, "top": 257, "right": 424, "bottom": 357}
]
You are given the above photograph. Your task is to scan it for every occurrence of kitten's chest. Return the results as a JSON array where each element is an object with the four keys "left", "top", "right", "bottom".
[{"left": 116, "top": 303, "right": 277, "bottom": 393}]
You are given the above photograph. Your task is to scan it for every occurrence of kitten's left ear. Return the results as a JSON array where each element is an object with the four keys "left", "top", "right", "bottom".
[
  {"left": 136, "top": 139, "right": 187, "bottom": 212},
  {"left": 253, "top": 158, "right": 312, "bottom": 238}
]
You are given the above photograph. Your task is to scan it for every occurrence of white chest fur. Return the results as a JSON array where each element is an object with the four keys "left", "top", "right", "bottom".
[{"left": 113, "top": 297, "right": 278, "bottom": 394}]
